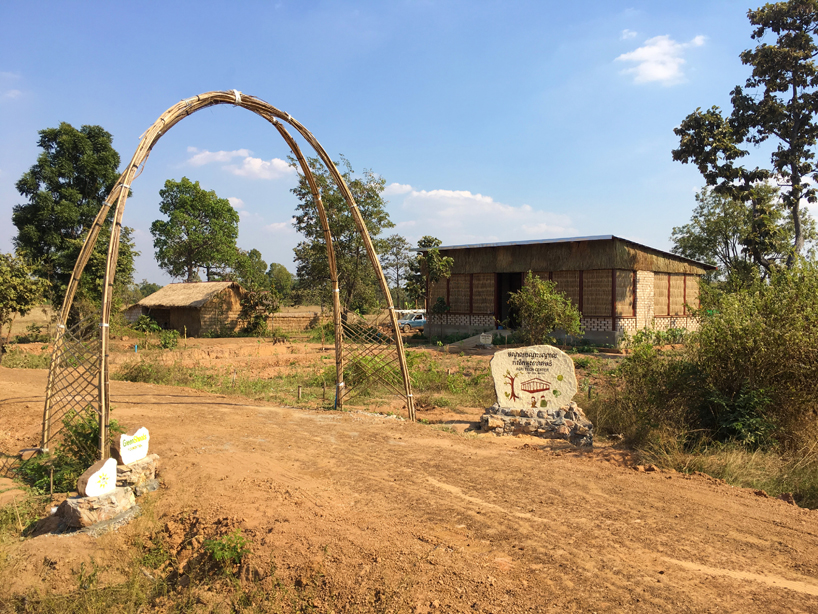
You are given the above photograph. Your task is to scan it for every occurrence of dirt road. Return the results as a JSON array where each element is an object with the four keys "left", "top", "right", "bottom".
[{"left": 2, "top": 366, "right": 817, "bottom": 613}]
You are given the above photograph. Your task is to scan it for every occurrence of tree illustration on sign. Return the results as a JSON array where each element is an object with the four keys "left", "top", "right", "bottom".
[{"left": 503, "top": 370, "right": 521, "bottom": 401}]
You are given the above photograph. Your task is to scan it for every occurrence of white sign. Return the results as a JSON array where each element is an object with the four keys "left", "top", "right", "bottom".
[
  {"left": 116, "top": 427, "right": 150, "bottom": 465},
  {"left": 78, "top": 458, "right": 117, "bottom": 497},
  {"left": 490, "top": 345, "right": 577, "bottom": 410},
  {"left": 479, "top": 333, "right": 493, "bottom": 345}
]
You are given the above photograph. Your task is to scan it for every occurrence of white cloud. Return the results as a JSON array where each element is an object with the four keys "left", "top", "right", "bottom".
[
  {"left": 186, "top": 146, "right": 251, "bottom": 166},
  {"left": 186, "top": 146, "right": 295, "bottom": 180},
  {"left": 265, "top": 218, "right": 296, "bottom": 233},
  {"left": 2, "top": 89, "right": 21, "bottom": 99},
  {"left": 620, "top": 29, "right": 637, "bottom": 40},
  {"left": 398, "top": 188, "right": 575, "bottom": 244},
  {"left": 227, "top": 197, "right": 244, "bottom": 209},
  {"left": 616, "top": 34, "right": 705, "bottom": 85},
  {"left": 227, "top": 156, "right": 294, "bottom": 180},
  {"left": 0, "top": 71, "right": 20, "bottom": 79},
  {"left": 383, "top": 182, "right": 413, "bottom": 196}
]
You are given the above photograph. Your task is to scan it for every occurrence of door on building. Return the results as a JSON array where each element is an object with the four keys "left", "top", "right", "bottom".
[{"left": 496, "top": 272, "right": 523, "bottom": 329}]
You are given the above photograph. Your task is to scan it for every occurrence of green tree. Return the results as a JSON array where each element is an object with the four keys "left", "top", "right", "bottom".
[
  {"left": 673, "top": 1, "right": 818, "bottom": 269},
  {"left": 266, "top": 263, "right": 294, "bottom": 303},
  {"left": 420, "top": 242, "right": 454, "bottom": 338},
  {"left": 239, "top": 289, "right": 281, "bottom": 336},
  {"left": 0, "top": 253, "right": 48, "bottom": 345},
  {"left": 671, "top": 185, "right": 815, "bottom": 287},
  {"left": 232, "top": 249, "right": 269, "bottom": 291},
  {"left": 150, "top": 177, "right": 240, "bottom": 282},
  {"left": 291, "top": 155, "right": 394, "bottom": 313},
  {"left": 508, "top": 272, "right": 583, "bottom": 345},
  {"left": 12, "top": 122, "right": 136, "bottom": 305},
  {"left": 120, "top": 279, "right": 162, "bottom": 306},
  {"left": 405, "top": 236, "right": 442, "bottom": 308},
  {"left": 381, "top": 234, "right": 413, "bottom": 309}
]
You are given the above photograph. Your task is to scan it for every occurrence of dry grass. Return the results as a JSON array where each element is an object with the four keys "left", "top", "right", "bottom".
[{"left": 638, "top": 436, "right": 818, "bottom": 509}]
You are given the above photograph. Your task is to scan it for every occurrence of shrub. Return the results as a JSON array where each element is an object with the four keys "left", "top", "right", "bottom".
[
  {"left": 158, "top": 329, "right": 179, "bottom": 349},
  {"left": 204, "top": 528, "right": 251, "bottom": 574},
  {"left": 591, "top": 260, "right": 818, "bottom": 451},
  {"left": 18, "top": 411, "right": 125, "bottom": 493},
  {"left": 508, "top": 272, "right": 583, "bottom": 344},
  {"left": 132, "top": 315, "right": 160, "bottom": 333},
  {"left": 693, "top": 260, "right": 818, "bottom": 449}
]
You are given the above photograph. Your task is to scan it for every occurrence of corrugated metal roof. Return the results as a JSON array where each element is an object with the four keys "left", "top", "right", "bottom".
[
  {"left": 414, "top": 235, "right": 716, "bottom": 270},
  {"left": 417, "top": 235, "right": 615, "bottom": 251}
]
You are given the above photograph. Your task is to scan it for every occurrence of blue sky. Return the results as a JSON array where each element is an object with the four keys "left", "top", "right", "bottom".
[{"left": 0, "top": 1, "right": 763, "bottom": 283}]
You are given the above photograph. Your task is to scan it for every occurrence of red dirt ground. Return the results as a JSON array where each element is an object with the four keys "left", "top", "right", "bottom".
[{"left": 1, "top": 366, "right": 817, "bottom": 613}]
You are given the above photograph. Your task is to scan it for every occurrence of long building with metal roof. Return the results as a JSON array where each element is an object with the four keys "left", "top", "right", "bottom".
[{"left": 418, "top": 235, "right": 716, "bottom": 343}]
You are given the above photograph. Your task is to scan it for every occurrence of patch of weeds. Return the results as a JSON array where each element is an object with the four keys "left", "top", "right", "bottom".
[
  {"left": 0, "top": 490, "right": 44, "bottom": 539},
  {"left": 204, "top": 528, "right": 251, "bottom": 575},
  {"left": 1, "top": 348, "right": 51, "bottom": 369},
  {"left": 18, "top": 411, "right": 125, "bottom": 494},
  {"left": 158, "top": 329, "right": 179, "bottom": 350},
  {"left": 641, "top": 437, "right": 818, "bottom": 509},
  {"left": 433, "top": 425, "right": 457, "bottom": 434}
]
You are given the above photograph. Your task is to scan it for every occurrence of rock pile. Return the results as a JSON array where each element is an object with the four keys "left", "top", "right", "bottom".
[
  {"left": 481, "top": 401, "right": 593, "bottom": 447},
  {"left": 484, "top": 344, "right": 593, "bottom": 446}
]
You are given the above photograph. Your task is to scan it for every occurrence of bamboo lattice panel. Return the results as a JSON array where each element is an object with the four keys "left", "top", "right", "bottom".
[
  {"left": 340, "top": 307, "right": 406, "bottom": 404},
  {"left": 552, "top": 271, "right": 580, "bottom": 307},
  {"left": 448, "top": 274, "right": 470, "bottom": 312},
  {"left": 428, "top": 278, "right": 448, "bottom": 306},
  {"left": 615, "top": 270, "right": 635, "bottom": 316},
  {"left": 43, "top": 314, "right": 102, "bottom": 458},
  {"left": 685, "top": 275, "right": 700, "bottom": 310},
  {"left": 582, "top": 270, "right": 612, "bottom": 317},
  {"left": 669, "top": 274, "right": 685, "bottom": 315},
  {"left": 472, "top": 274, "right": 494, "bottom": 314},
  {"left": 654, "top": 273, "right": 669, "bottom": 316}
]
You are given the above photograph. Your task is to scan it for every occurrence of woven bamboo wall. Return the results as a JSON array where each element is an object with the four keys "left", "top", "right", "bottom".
[
  {"left": 428, "top": 278, "right": 448, "bottom": 305},
  {"left": 686, "top": 275, "right": 700, "bottom": 310},
  {"left": 615, "top": 270, "right": 634, "bottom": 316},
  {"left": 449, "top": 274, "right": 471, "bottom": 312},
  {"left": 531, "top": 271, "right": 550, "bottom": 281},
  {"left": 472, "top": 273, "right": 494, "bottom": 314},
  {"left": 669, "top": 274, "right": 685, "bottom": 315},
  {"left": 552, "top": 271, "right": 580, "bottom": 306},
  {"left": 583, "top": 270, "right": 612, "bottom": 317},
  {"left": 654, "top": 273, "right": 669, "bottom": 316}
]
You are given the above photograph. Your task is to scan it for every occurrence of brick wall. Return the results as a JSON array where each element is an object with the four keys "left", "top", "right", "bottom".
[
  {"left": 268, "top": 313, "right": 330, "bottom": 333},
  {"left": 652, "top": 315, "right": 700, "bottom": 332},
  {"left": 636, "top": 270, "right": 654, "bottom": 330}
]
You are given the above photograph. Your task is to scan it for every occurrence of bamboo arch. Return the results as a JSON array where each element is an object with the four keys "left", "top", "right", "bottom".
[{"left": 41, "top": 90, "right": 416, "bottom": 461}]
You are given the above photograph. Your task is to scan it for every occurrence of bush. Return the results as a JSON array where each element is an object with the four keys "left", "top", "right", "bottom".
[
  {"left": 132, "top": 315, "right": 160, "bottom": 333},
  {"left": 585, "top": 343, "right": 701, "bottom": 444},
  {"left": 19, "top": 411, "right": 125, "bottom": 493},
  {"left": 508, "top": 272, "right": 583, "bottom": 344},
  {"left": 158, "top": 329, "right": 179, "bottom": 350},
  {"left": 204, "top": 528, "right": 251, "bottom": 574},
  {"left": 591, "top": 260, "right": 818, "bottom": 451},
  {"left": 692, "top": 262, "right": 818, "bottom": 449}
]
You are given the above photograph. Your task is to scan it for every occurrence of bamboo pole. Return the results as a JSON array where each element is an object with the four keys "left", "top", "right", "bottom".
[
  {"left": 45, "top": 90, "right": 417, "bottom": 462},
  {"left": 267, "top": 120, "right": 345, "bottom": 410}
]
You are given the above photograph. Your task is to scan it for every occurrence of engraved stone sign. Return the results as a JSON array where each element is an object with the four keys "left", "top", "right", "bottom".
[
  {"left": 490, "top": 345, "right": 577, "bottom": 410},
  {"left": 479, "top": 333, "right": 493, "bottom": 345},
  {"left": 112, "top": 427, "right": 150, "bottom": 466},
  {"left": 77, "top": 457, "right": 117, "bottom": 497}
]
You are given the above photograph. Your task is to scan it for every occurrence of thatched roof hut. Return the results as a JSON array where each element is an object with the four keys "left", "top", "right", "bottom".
[{"left": 124, "top": 282, "right": 244, "bottom": 337}]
